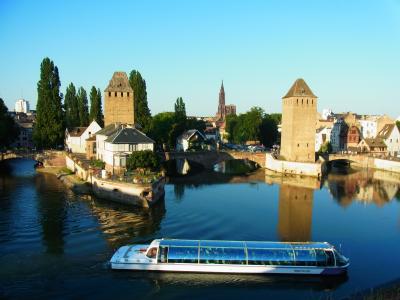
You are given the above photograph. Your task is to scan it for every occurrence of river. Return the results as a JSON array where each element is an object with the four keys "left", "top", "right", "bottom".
[{"left": 1, "top": 158, "right": 400, "bottom": 299}]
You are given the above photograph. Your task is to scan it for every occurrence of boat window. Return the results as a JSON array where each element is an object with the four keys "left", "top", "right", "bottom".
[
  {"left": 157, "top": 246, "right": 168, "bottom": 263},
  {"left": 314, "top": 249, "right": 328, "bottom": 266},
  {"left": 325, "top": 250, "right": 335, "bottom": 266},
  {"left": 199, "top": 247, "right": 246, "bottom": 265},
  {"left": 247, "top": 248, "right": 294, "bottom": 265},
  {"left": 147, "top": 247, "right": 158, "bottom": 259},
  {"left": 168, "top": 246, "right": 198, "bottom": 264},
  {"left": 294, "top": 249, "right": 316, "bottom": 266},
  {"left": 200, "top": 240, "right": 245, "bottom": 248},
  {"left": 333, "top": 249, "right": 348, "bottom": 266},
  {"left": 246, "top": 242, "right": 292, "bottom": 249}
]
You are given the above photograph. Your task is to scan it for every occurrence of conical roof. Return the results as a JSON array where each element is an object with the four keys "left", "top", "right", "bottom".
[{"left": 283, "top": 78, "right": 317, "bottom": 99}]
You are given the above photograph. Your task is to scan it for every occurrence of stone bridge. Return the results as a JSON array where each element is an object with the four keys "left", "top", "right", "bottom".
[
  {"left": 0, "top": 150, "right": 66, "bottom": 167},
  {"left": 326, "top": 153, "right": 374, "bottom": 168},
  {"left": 162, "top": 151, "right": 267, "bottom": 169}
]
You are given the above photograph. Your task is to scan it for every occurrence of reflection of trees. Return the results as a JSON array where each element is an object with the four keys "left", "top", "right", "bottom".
[
  {"left": 35, "top": 173, "right": 66, "bottom": 254},
  {"left": 327, "top": 170, "right": 400, "bottom": 207},
  {"left": 174, "top": 184, "right": 185, "bottom": 201},
  {"left": 278, "top": 184, "right": 314, "bottom": 242},
  {"left": 86, "top": 197, "right": 166, "bottom": 248}
]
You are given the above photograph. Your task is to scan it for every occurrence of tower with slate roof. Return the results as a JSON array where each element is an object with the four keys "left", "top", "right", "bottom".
[
  {"left": 280, "top": 78, "right": 318, "bottom": 162},
  {"left": 104, "top": 72, "right": 134, "bottom": 126}
]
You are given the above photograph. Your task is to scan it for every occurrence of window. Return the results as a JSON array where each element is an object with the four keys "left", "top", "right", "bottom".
[
  {"left": 247, "top": 248, "right": 294, "bottom": 266},
  {"left": 199, "top": 247, "right": 246, "bottom": 264},
  {"left": 297, "top": 143, "right": 300, "bottom": 147},
  {"left": 121, "top": 92, "right": 123, "bottom": 97},
  {"left": 297, "top": 99, "right": 298, "bottom": 105},
  {"left": 294, "top": 249, "right": 316, "bottom": 266},
  {"left": 115, "top": 92, "right": 117, "bottom": 97},
  {"left": 168, "top": 246, "right": 198, "bottom": 263},
  {"left": 127, "top": 92, "right": 130, "bottom": 97},
  {"left": 302, "top": 99, "right": 303, "bottom": 104},
  {"left": 129, "top": 144, "right": 138, "bottom": 151},
  {"left": 109, "top": 92, "right": 111, "bottom": 97},
  {"left": 157, "top": 246, "right": 168, "bottom": 263}
]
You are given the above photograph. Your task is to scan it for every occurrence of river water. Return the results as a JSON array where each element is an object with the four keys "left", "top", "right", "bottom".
[{"left": 1, "top": 158, "right": 400, "bottom": 299}]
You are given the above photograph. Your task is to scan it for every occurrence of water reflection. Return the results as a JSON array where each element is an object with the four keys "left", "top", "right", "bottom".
[
  {"left": 81, "top": 196, "right": 166, "bottom": 248},
  {"left": 327, "top": 169, "right": 400, "bottom": 207},
  {"left": 214, "top": 159, "right": 258, "bottom": 175}
]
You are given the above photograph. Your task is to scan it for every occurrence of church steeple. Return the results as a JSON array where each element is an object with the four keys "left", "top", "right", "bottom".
[{"left": 217, "top": 80, "right": 225, "bottom": 119}]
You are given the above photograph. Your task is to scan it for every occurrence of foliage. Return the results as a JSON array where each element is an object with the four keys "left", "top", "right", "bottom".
[
  {"left": 89, "top": 159, "right": 105, "bottom": 169},
  {"left": 64, "top": 83, "right": 79, "bottom": 128},
  {"left": 126, "top": 150, "right": 160, "bottom": 171},
  {"left": 226, "top": 107, "right": 280, "bottom": 147},
  {"left": 174, "top": 97, "right": 186, "bottom": 123},
  {"left": 186, "top": 117, "right": 206, "bottom": 132},
  {"left": 77, "top": 87, "right": 89, "bottom": 126},
  {"left": 318, "top": 141, "right": 332, "bottom": 154},
  {"left": 396, "top": 120, "right": 400, "bottom": 131},
  {"left": 168, "top": 121, "right": 186, "bottom": 149},
  {"left": 0, "top": 98, "right": 20, "bottom": 148},
  {"left": 150, "top": 112, "right": 176, "bottom": 147},
  {"left": 129, "top": 70, "right": 152, "bottom": 133},
  {"left": 89, "top": 86, "right": 103, "bottom": 127},
  {"left": 33, "top": 57, "right": 64, "bottom": 149}
]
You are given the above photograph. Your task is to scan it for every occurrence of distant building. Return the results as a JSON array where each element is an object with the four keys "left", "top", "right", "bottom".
[
  {"left": 376, "top": 124, "right": 400, "bottom": 156},
  {"left": 104, "top": 72, "right": 134, "bottom": 126},
  {"left": 345, "top": 125, "right": 361, "bottom": 152},
  {"left": 12, "top": 122, "right": 33, "bottom": 148},
  {"left": 65, "top": 120, "right": 102, "bottom": 153},
  {"left": 280, "top": 78, "right": 317, "bottom": 162},
  {"left": 331, "top": 119, "right": 347, "bottom": 153},
  {"left": 359, "top": 114, "right": 394, "bottom": 139},
  {"left": 176, "top": 129, "right": 206, "bottom": 152},
  {"left": 96, "top": 123, "right": 154, "bottom": 173},
  {"left": 15, "top": 99, "right": 30, "bottom": 114},
  {"left": 321, "top": 108, "right": 333, "bottom": 120},
  {"left": 204, "top": 127, "right": 220, "bottom": 142},
  {"left": 315, "top": 126, "right": 332, "bottom": 152},
  {"left": 215, "top": 81, "right": 236, "bottom": 121},
  {"left": 358, "top": 138, "right": 387, "bottom": 155}
]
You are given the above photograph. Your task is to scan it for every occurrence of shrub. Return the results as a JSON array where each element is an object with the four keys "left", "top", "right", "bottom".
[{"left": 126, "top": 150, "right": 160, "bottom": 171}]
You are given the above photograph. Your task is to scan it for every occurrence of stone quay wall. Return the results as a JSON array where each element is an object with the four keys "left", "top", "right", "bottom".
[{"left": 265, "top": 153, "right": 324, "bottom": 178}]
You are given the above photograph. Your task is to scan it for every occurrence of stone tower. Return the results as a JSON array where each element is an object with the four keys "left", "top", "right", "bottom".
[
  {"left": 280, "top": 78, "right": 317, "bottom": 162},
  {"left": 104, "top": 72, "right": 134, "bottom": 126},
  {"left": 217, "top": 81, "right": 225, "bottom": 120}
]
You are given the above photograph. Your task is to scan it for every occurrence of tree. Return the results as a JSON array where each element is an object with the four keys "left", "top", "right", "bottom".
[
  {"left": 77, "top": 87, "right": 89, "bottom": 126},
  {"left": 150, "top": 112, "right": 176, "bottom": 147},
  {"left": 89, "top": 86, "right": 103, "bottom": 127},
  {"left": 174, "top": 97, "right": 186, "bottom": 123},
  {"left": 129, "top": 70, "right": 152, "bottom": 133},
  {"left": 0, "top": 98, "right": 20, "bottom": 148},
  {"left": 318, "top": 141, "right": 332, "bottom": 154},
  {"left": 126, "top": 150, "right": 160, "bottom": 171},
  {"left": 259, "top": 114, "right": 279, "bottom": 148},
  {"left": 396, "top": 120, "right": 400, "bottom": 131},
  {"left": 64, "top": 83, "right": 79, "bottom": 128},
  {"left": 33, "top": 57, "right": 64, "bottom": 148}
]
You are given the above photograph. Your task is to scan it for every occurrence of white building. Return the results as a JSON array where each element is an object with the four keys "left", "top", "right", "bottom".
[
  {"left": 15, "top": 99, "right": 30, "bottom": 113},
  {"left": 65, "top": 120, "right": 102, "bottom": 153},
  {"left": 321, "top": 108, "right": 333, "bottom": 120},
  {"left": 96, "top": 123, "right": 155, "bottom": 173},
  {"left": 176, "top": 129, "right": 206, "bottom": 152},
  {"left": 315, "top": 126, "right": 332, "bottom": 152},
  {"left": 377, "top": 124, "right": 400, "bottom": 157},
  {"left": 359, "top": 115, "right": 394, "bottom": 139}
]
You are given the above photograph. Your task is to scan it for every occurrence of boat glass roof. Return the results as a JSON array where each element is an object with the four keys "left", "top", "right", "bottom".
[{"left": 159, "top": 239, "right": 332, "bottom": 250}]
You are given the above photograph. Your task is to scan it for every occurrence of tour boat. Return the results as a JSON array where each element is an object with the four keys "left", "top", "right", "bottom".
[{"left": 110, "top": 239, "right": 349, "bottom": 276}]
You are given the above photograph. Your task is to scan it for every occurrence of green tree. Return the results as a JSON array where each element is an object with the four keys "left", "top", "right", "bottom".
[
  {"left": 186, "top": 117, "right": 206, "bottom": 132},
  {"left": 150, "top": 112, "right": 176, "bottom": 147},
  {"left": 33, "top": 57, "right": 64, "bottom": 148},
  {"left": 174, "top": 97, "right": 186, "bottom": 123},
  {"left": 259, "top": 114, "right": 279, "bottom": 147},
  {"left": 126, "top": 150, "right": 160, "bottom": 171},
  {"left": 89, "top": 86, "right": 103, "bottom": 127},
  {"left": 0, "top": 98, "right": 20, "bottom": 148},
  {"left": 396, "top": 120, "right": 400, "bottom": 131},
  {"left": 77, "top": 87, "right": 89, "bottom": 126},
  {"left": 64, "top": 83, "right": 79, "bottom": 128},
  {"left": 129, "top": 70, "right": 152, "bottom": 133},
  {"left": 318, "top": 141, "right": 332, "bottom": 154}
]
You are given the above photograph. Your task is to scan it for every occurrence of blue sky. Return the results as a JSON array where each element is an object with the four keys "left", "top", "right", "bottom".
[{"left": 1, "top": 0, "right": 400, "bottom": 118}]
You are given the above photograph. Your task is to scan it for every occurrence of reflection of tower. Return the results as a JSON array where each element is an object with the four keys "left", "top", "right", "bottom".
[
  {"left": 278, "top": 184, "right": 313, "bottom": 242},
  {"left": 217, "top": 81, "right": 225, "bottom": 120}
]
